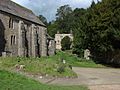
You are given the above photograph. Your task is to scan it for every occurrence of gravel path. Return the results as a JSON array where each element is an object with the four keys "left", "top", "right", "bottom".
[
  {"left": 17, "top": 67, "right": 120, "bottom": 90},
  {"left": 89, "top": 84, "right": 120, "bottom": 90},
  {"left": 72, "top": 67, "right": 120, "bottom": 90},
  {"left": 46, "top": 67, "right": 120, "bottom": 85},
  {"left": 47, "top": 67, "right": 120, "bottom": 90}
]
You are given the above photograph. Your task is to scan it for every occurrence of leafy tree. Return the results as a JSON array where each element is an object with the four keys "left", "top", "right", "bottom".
[
  {"left": 56, "top": 5, "right": 73, "bottom": 34},
  {"left": 47, "top": 21, "right": 58, "bottom": 37},
  {"left": 56, "top": 5, "right": 72, "bottom": 20},
  {"left": 38, "top": 15, "right": 48, "bottom": 25},
  {"left": 47, "top": 5, "right": 73, "bottom": 37},
  {"left": 47, "top": 0, "right": 120, "bottom": 66},
  {"left": 82, "top": 0, "right": 120, "bottom": 65},
  {"left": 72, "top": 8, "right": 88, "bottom": 56}
]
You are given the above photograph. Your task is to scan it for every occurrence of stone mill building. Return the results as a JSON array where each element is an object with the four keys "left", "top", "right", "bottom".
[{"left": 0, "top": 0, "right": 55, "bottom": 57}]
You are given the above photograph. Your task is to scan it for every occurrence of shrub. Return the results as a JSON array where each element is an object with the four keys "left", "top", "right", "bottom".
[
  {"left": 61, "top": 36, "right": 72, "bottom": 51},
  {"left": 57, "top": 64, "right": 66, "bottom": 73}
]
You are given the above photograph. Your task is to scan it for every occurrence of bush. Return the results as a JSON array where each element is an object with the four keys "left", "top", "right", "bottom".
[
  {"left": 57, "top": 64, "right": 66, "bottom": 73},
  {"left": 61, "top": 36, "right": 72, "bottom": 51}
]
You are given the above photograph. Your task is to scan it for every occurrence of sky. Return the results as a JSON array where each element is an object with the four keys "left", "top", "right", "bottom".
[{"left": 11, "top": 0, "right": 100, "bottom": 22}]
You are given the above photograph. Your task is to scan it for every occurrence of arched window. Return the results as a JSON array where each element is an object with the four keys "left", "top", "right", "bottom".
[
  {"left": 9, "top": 18, "right": 12, "bottom": 28},
  {"left": 11, "top": 35, "right": 16, "bottom": 45},
  {"left": 13, "top": 35, "right": 16, "bottom": 45},
  {"left": 11, "top": 35, "right": 13, "bottom": 45},
  {"left": 9, "top": 18, "right": 14, "bottom": 29}
]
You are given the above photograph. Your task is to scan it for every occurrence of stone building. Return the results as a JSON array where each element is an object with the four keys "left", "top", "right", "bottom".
[{"left": 0, "top": 0, "right": 55, "bottom": 57}]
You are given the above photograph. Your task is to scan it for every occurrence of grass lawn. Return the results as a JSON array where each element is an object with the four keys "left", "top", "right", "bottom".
[
  {"left": 55, "top": 51, "right": 105, "bottom": 68},
  {"left": 0, "top": 70, "right": 88, "bottom": 90},
  {"left": 0, "top": 51, "right": 104, "bottom": 90},
  {"left": 0, "top": 55, "right": 77, "bottom": 78},
  {"left": 0, "top": 51, "right": 105, "bottom": 78}
]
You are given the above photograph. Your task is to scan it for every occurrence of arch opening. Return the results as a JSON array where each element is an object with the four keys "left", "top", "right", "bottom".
[
  {"left": 55, "top": 34, "right": 73, "bottom": 50},
  {"left": 0, "top": 19, "right": 6, "bottom": 56},
  {"left": 61, "top": 36, "right": 72, "bottom": 51}
]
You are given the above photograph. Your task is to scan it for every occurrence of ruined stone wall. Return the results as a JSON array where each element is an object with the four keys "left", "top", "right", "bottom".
[
  {"left": 38, "top": 26, "right": 47, "bottom": 56},
  {"left": 48, "top": 40, "right": 55, "bottom": 56},
  {"left": 0, "top": 11, "right": 48, "bottom": 57},
  {"left": 0, "top": 11, "right": 19, "bottom": 56},
  {"left": 55, "top": 34, "right": 73, "bottom": 50}
]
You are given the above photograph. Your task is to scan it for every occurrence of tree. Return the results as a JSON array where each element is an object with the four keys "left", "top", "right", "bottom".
[
  {"left": 47, "top": 5, "right": 73, "bottom": 37},
  {"left": 38, "top": 15, "right": 48, "bottom": 25},
  {"left": 72, "top": 8, "right": 88, "bottom": 56},
  {"left": 48, "top": 0, "right": 120, "bottom": 66},
  {"left": 91, "top": 0, "right": 96, "bottom": 8},
  {"left": 56, "top": 5, "right": 72, "bottom": 20},
  {"left": 47, "top": 21, "right": 58, "bottom": 37},
  {"left": 82, "top": 0, "right": 120, "bottom": 65},
  {"left": 61, "top": 36, "right": 72, "bottom": 51},
  {"left": 56, "top": 5, "right": 73, "bottom": 34}
]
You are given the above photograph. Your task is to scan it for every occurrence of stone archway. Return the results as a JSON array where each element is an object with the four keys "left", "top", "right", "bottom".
[{"left": 55, "top": 34, "right": 73, "bottom": 50}]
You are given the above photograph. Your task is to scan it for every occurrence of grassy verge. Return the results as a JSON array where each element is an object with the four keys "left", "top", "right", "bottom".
[
  {"left": 0, "top": 56, "right": 77, "bottom": 78},
  {"left": 54, "top": 51, "right": 105, "bottom": 68},
  {"left": 0, "top": 51, "right": 105, "bottom": 78},
  {"left": 0, "top": 70, "right": 88, "bottom": 90}
]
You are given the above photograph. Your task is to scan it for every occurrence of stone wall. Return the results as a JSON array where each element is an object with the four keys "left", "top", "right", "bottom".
[
  {"left": 38, "top": 26, "right": 47, "bottom": 56},
  {"left": 0, "top": 11, "right": 19, "bottom": 56},
  {"left": 0, "top": 11, "right": 48, "bottom": 57},
  {"left": 48, "top": 39, "right": 56, "bottom": 56},
  {"left": 55, "top": 34, "right": 73, "bottom": 50},
  {"left": 84, "top": 49, "right": 91, "bottom": 60}
]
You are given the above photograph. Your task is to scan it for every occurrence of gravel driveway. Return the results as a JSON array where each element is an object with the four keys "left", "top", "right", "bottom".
[
  {"left": 47, "top": 67, "right": 120, "bottom": 90},
  {"left": 20, "top": 67, "right": 120, "bottom": 90}
]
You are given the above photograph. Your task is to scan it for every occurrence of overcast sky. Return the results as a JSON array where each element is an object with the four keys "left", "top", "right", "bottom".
[{"left": 11, "top": 0, "right": 100, "bottom": 22}]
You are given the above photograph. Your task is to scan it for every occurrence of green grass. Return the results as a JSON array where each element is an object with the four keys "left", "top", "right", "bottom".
[
  {"left": 0, "top": 56, "right": 77, "bottom": 78},
  {"left": 54, "top": 51, "right": 105, "bottom": 68},
  {"left": 0, "top": 51, "right": 104, "bottom": 90},
  {"left": 0, "top": 51, "right": 105, "bottom": 78},
  {"left": 0, "top": 70, "right": 88, "bottom": 90}
]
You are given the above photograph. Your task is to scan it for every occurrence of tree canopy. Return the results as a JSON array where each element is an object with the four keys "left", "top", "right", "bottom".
[
  {"left": 38, "top": 15, "right": 48, "bottom": 25},
  {"left": 47, "top": 0, "right": 120, "bottom": 66}
]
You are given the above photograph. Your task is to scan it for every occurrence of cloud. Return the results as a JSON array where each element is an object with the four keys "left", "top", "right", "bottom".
[{"left": 11, "top": 0, "right": 100, "bottom": 22}]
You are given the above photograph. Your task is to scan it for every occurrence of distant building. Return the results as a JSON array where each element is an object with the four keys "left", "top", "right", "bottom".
[{"left": 0, "top": 0, "right": 55, "bottom": 57}]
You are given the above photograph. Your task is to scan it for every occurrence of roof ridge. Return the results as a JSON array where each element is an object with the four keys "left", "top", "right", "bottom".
[
  {"left": 0, "top": 0, "right": 45, "bottom": 26},
  {"left": 10, "top": 0, "right": 33, "bottom": 14}
]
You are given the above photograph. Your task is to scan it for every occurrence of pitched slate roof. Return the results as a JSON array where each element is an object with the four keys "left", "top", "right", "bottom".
[{"left": 0, "top": 0, "right": 45, "bottom": 26}]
